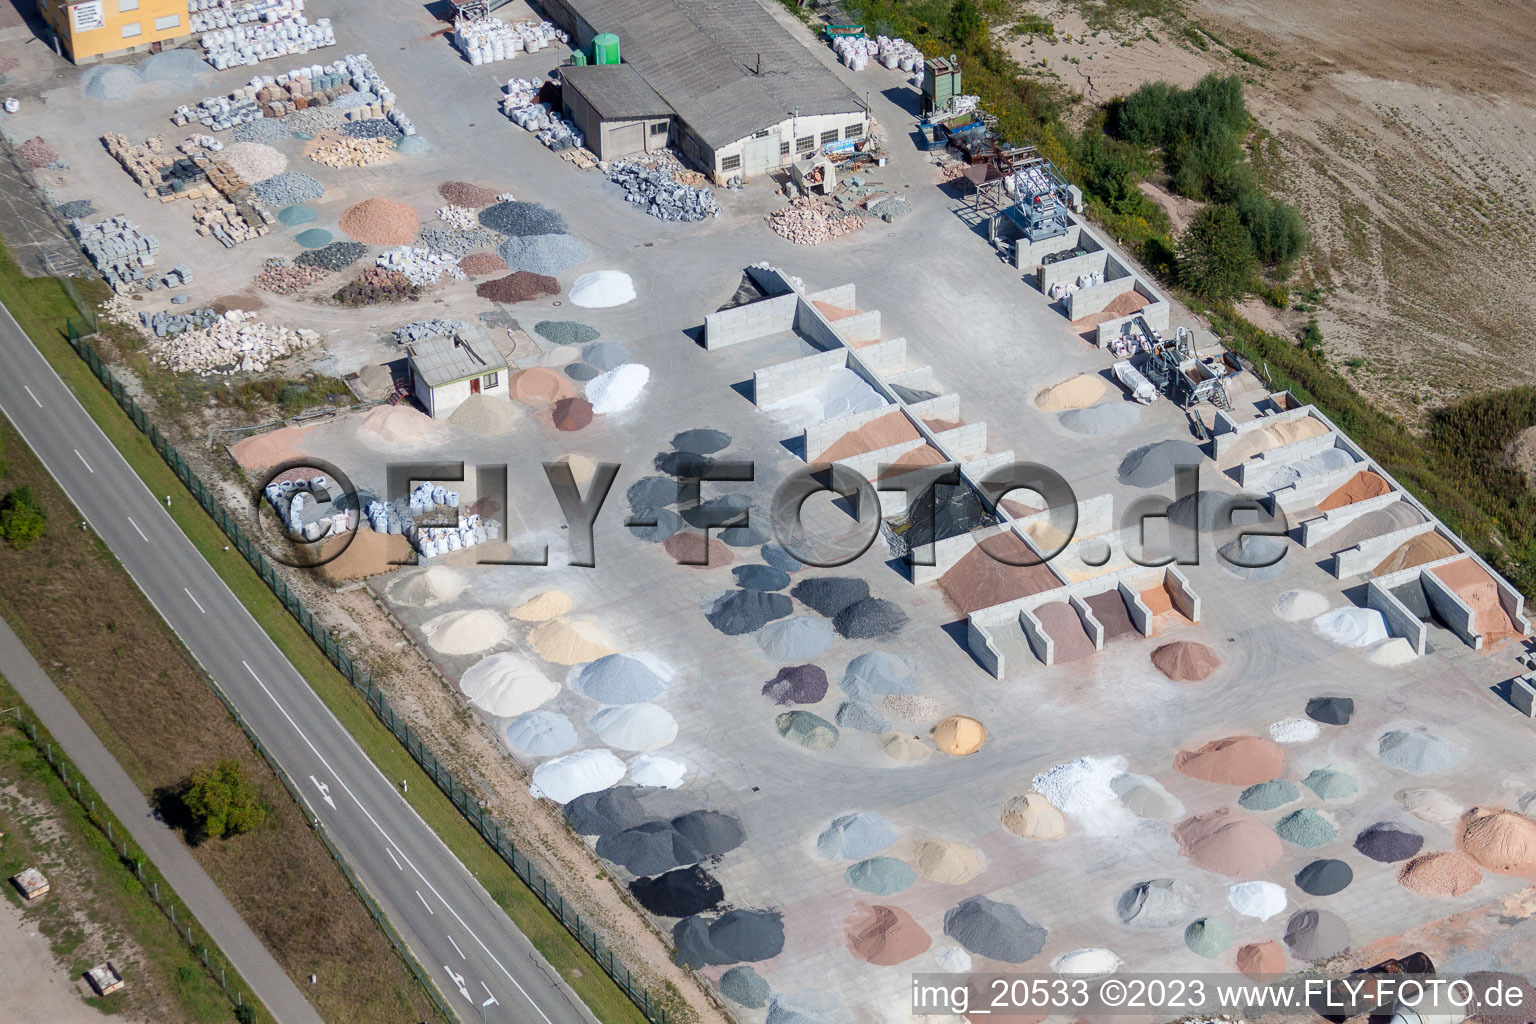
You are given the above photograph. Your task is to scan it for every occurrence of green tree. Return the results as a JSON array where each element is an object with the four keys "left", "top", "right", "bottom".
[
  {"left": 183, "top": 759, "right": 267, "bottom": 841},
  {"left": 1178, "top": 204, "right": 1257, "bottom": 302},
  {"left": 1237, "top": 190, "right": 1307, "bottom": 269},
  {"left": 1299, "top": 318, "right": 1324, "bottom": 354},
  {"left": 948, "top": 0, "right": 985, "bottom": 47},
  {"left": 0, "top": 485, "right": 46, "bottom": 550}
]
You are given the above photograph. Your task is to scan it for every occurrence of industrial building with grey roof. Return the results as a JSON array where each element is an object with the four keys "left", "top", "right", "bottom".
[{"left": 545, "top": 0, "right": 871, "bottom": 179}]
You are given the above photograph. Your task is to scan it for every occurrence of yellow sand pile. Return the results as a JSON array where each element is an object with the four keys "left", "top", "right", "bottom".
[
  {"left": 879, "top": 733, "right": 932, "bottom": 763},
  {"left": 1458, "top": 806, "right": 1536, "bottom": 877},
  {"left": 913, "top": 839, "right": 984, "bottom": 883},
  {"left": 1221, "top": 416, "right": 1330, "bottom": 466},
  {"left": 1001, "top": 793, "right": 1067, "bottom": 839},
  {"left": 512, "top": 590, "right": 573, "bottom": 622},
  {"left": 528, "top": 617, "right": 615, "bottom": 665},
  {"left": 931, "top": 715, "right": 987, "bottom": 756},
  {"left": 356, "top": 403, "right": 447, "bottom": 446},
  {"left": 1035, "top": 373, "right": 1109, "bottom": 412}
]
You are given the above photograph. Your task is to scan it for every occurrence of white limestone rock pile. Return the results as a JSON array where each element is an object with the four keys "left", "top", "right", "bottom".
[{"left": 147, "top": 309, "right": 320, "bottom": 374}]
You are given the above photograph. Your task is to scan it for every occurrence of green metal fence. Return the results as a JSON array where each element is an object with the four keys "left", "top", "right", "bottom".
[{"left": 61, "top": 318, "right": 670, "bottom": 1024}]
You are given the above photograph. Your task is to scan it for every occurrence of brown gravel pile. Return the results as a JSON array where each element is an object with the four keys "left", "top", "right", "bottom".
[
  {"left": 339, "top": 198, "right": 420, "bottom": 245},
  {"left": 476, "top": 271, "right": 558, "bottom": 303},
  {"left": 663, "top": 533, "right": 733, "bottom": 567},
  {"left": 1398, "top": 851, "right": 1482, "bottom": 895},
  {"left": 332, "top": 266, "right": 421, "bottom": 305},
  {"left": 438, "top": 181, "right": 502, "bottom": 206},
  {"left": 19, "top": 136, "right": 57, "bottom": 169},
  {"left": 458, "top": 252, "right": 507, "bottom": 276},
  {"left": 552, "top": 397, "right": 593, "bottom": 431},
  {"left": 255, "top": 262, "right": 330, "bottom": 294}
]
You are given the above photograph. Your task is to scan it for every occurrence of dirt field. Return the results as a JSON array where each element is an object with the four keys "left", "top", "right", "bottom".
[
  {"left": 0, "top": 418, "right": 442, "bottom": 1024},
  {"left": 1009, "top": 0, "right": 1536, "bottom": 421}
]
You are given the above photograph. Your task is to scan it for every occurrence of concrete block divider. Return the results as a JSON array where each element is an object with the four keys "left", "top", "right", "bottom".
[
  {"left": 1118, "top": 579, "right": 1152, "bottom": 636},
  {"left": 1365, "top": 578, "right": 1428, "bottom": 655},
  {"left": 1270, "top": 462, "right": 1371, "bottom": 516},
  {"left": 1210, "top": 403, "right": 1322, "bottom": 455},
  {"left": 1013, "top": 223, "right": 1081, "bottom": 271},
  {"left": 905, "top": 393, "right": 961, "bottom": 426},
  {"left": 1069, "top": 593, "right": 1105, "bottom": 650},
  {"left": 933, "top": 422, "right": 987, "bottom": 460},
  {"left": 1167, "top": 566, "right": 1200, "bottom": 622},
  {"left": 834, "top": 309, "right": 881, "bottom": 343},
  {"left": 703, "top": 291, "right": 798, "bottom": 349},
  {"left": 1020, "top": 605, "right": 1052, "bottom": 666},
  {"left": 884, "top": 365, "right": 936, "bottom": 393},
  {"left": 805, "top": 283, "right": 857, "bottom": 308},
  {"left": 1235, "top": 431, "right": 1342, "bottom": 487},
  {"left": 1331, "top": 521, "right": 1439, "bottom": 578},
  {"left": 966, "top": 618, "right": 1004, "bottom": 678},
  {"left": 910, "top": 529, "right": 979, "bottom": 586},
  {"left": 1094, "top": 300, "right": 1171, "bottom": 345},
  {"left": 1039, "top": 247, "right": 1107, "bottom": 293},
  {"left": 855, "top": 336, "right": 909, "bottom": 376},
  {"left": 751, "top": 348, "right": 848, "bottom": 407},
  {"left": 960, "top": 450, "right": 1017, "bottom": 500},
  {"left": 1298, "top": 491, "right": 1403, "bottom": 548},
  {"left": 803, "top": 404, "right": 906, "bottom": 462},
  {"left": 831, "top": 436, "right": 930, "bottom": 484}
]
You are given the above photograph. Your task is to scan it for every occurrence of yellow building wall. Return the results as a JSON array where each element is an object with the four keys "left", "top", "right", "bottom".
[{"left": 41, "top": 0, "right": 192, "bottom": 63}]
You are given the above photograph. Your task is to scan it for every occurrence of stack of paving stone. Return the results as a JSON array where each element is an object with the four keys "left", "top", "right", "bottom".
[
  {"left": 192, "top": 194, "right": 274, "bottom": 246},
  {"left": 392, "top": 318, "right": 468, "bottom": 344},
  {"left": 309, "top": 133, "right": 395, "bottom": 167},
  {"left": 607, "top": 160, "right": 720, "bottom": 221},
  {"left": 140, "top": 307, "right": 221, "bottom": 337},
  {"left": 173, "top": 54, "right": 415, "bottom": 137},
  {"left": 145, "top": 309, "right": 320, "bottom": 374},
  {"left": 72, "top": 217, "right": 159, "bottom": 290},
  {"left": 143, "top": 264, "right": 195, "bottom": 292}
]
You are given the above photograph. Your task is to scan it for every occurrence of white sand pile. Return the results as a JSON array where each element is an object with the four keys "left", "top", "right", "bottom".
[
  {"left": 357, "top": 403, "right": 448, "bottom": 446},
  {"left": 389, "top": 566, "right": 467, "bottom": 607},
  {"left": 1368, "top": 638, "right": 1418, "bottom": 666},
  {"left": 528, "top": 618, "right": 615, "bottom": 664},
  {"left": 511, "top": 590, "right": 572, "bottom": 622},
  {"left": 628, "top": 752, "right": 687, "bottom": 788},
  {"left": 1033, "top": 756, "right": 1126, "bottom": 813},
  {"left": 570, "top": 270, "right": 635, "bottom": 308},
  {"left": 449, "top": 393, "right": 522, "bottom": 435},
  {"left": 762, "top": 367, "right": 887, "bottom": 426},
  {"left": 935, "top": 946, "right": 971, "bottom": 973},
  {"left": 1275, "top": 590, "right": 1329, "bottom": 621},
  {"left": 1035, "top": 373, "right": 1109, "bottom": 411},
  {"left": 586, "top": 363, "right": 650, "bottom": 414},
  {"left": 460, "top": 652, "right": 557, "bottom": 717},
  {"left": 530, "top": 748, "right": 627, "bottom": 803},
  {"left": 1313, "top": 607, "right": 1389, "bottom": 647},
  {"left": 424, "top": 608, "right": 509, "bottom": 655},
  {"left": 588, "top": 704, "right": 678, "bottom": 751},
  {"left": 1228, "top": 881, "right": 1287, "bottom": 920},
  {"left": 1051, "top": 947, "right": 1121, "bottom": 977},
  {"left": 1269, "top": 718, "right": 1321, "bottom": 744}
]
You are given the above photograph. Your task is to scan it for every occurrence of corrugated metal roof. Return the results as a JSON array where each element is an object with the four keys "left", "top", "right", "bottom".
[
  {"left": 408, "top": 332, "right": 508, "bottom": 388},
  {"left": 561, "top": 64, "right": 674, "bottom": 120},
  {"left": 565, "top": 0, "right": 864, "bottom": 149}
]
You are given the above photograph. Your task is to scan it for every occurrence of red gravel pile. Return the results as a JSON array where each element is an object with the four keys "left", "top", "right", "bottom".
[
  {"left": 437, "top": 181, "right": 501, "bottom": 207},
  {"left": 19, "top": 137, "right": 57, "bottom": 169},
  {"left": 552, "top": 397, "right": 593, "bottom": 431},
  {"left": 663, "top": 533, "right": 733, "bottom": 567},
  {"left": 338, "top": 198, "right": 419, "bottom": 245},
  {"left": 458, "top": 253, "right": 507, "bottom": 276},
  {"left": 332, "top": 266, "right": 421, "bottom": 305},
  {"left": 476, "top": 271, "right": 558, "bottom": 303}
]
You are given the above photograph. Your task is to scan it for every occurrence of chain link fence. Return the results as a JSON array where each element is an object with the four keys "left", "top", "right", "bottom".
[{"left": 61, "top": 318, "right": 671, "bottom": 1024}]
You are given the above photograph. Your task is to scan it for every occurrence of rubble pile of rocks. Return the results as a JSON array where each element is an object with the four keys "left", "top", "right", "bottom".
[
  {"left": 145, "top": 308, "right": 320, "bottom": 374},
  {"left": 309, "top": 132, "right": 394, "bottom": 167},
  {"left": 607, "top": 160, "right": 719, "bottom": 222},
  {"left": 254, "top": 259, "right": 330, "bottom": 293},
  {"left": 392, "top": 319, "right": 469, "bottom": 345},
  {"left": 377, "top": 246, "right": 464, "bottom": 287},
  {"left": 766, "top": 198, "right": 865, "bottom": 245}
]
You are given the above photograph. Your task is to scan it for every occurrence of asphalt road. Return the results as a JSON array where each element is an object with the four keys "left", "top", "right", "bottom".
[
  {"left": 0, "top": 302, "right": 598, "bottom": 1024},
  {"left": 0, "top": 616, "right": 326, "bottom": 1024}
]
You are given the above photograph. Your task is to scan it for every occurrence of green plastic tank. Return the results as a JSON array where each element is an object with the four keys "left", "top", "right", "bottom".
[
  {"left": 571, "top": 48, "right": 588, "bottom": 65},
  {"left": 593, "top": 33, "right": 620, "bottom": 65}
]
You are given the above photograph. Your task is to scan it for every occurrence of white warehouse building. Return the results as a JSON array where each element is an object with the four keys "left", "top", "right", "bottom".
[
  {"left": 545, "top": 0, "right": 871, "bottom": 182},
  {"left": 407, "top": 331, "right": 510, "bottom": 419}
]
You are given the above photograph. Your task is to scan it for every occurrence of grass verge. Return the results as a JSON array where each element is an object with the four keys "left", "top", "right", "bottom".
[{"left": 0, "top": 245, "right": 657, "bottom": 1023}]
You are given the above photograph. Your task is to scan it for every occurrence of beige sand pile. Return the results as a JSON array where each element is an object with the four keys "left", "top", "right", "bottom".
[
  {"left": 1367, "top": 638, "right": 1418, "bottom": 666},
  {"left": 1398, "top": 851, "right": 1482, "bottom": 896},
  {"left": 449, "top": 394, "right": 521, "bottom": 435},
  {"left": 424, "top": 608, "right": 509, "bottom": 656},
  {"left": 1432, "top": 559, "right": 1525, "bottom": 642},
  {"left": 1151, "top": 640, "right": 1222, "bottom": 682},
  {"left": 230, "top": 423, "right": 316, "bottom": 470},
  {"left": 1373, "top": 531, "right": 1458, "bottom": 575},
  {"left": 1236, "top": 940, "right": 1285, "bottom": 978},
  {"left": 1222, "top": 416, "right": 1330, "bottom": 466},
  {"left": 816, "top": 411, "right": 920, "bottom": 462},
  {"left": 879, "top": 733, "right": 932, "bottom": 762},
  {"left": 1319, "top": 470, "right": 1391, "bottom": 511},
  {"left": 1458, "top": 806, "right": 1536, "bottom": 876},
  {"left": 931, "top": 716, "right": 987, "bottom": 756},
  {"left": 1035, "top": 373, "right": 1109, "bottom": 411},
  {"left": 389, "top": 566, "right": 467, "bottom": 607},
  {"left": 339, "top": 197, "right": 419, "bottom": 245},
  {"left": 551, "top": 454, "right": 597, "bottom": 486},
  {"left": 1396, "top": 788, "right": 1462, "bottom": 825},
  {"left": 528, "top": 617, "right": 615, "bottom": 665},
  {"left": 913, "top": 839, "right": 984, "bottom": 883},
  {"left": 1174, "top": 735, "right": 1285, "bottom": 786},
  {"left": 844, "top": 904, "right": 931, "bottom": 965},
  {"left": 882, "top": 694, "right": 942, "bottom": 725},
  {"left": 511, "top": 590, "right": 572, "bottom": 622},
  {"left": 1174, "top": 808, "right": 1284, "bottom": 876},
  {"left": 1001, "top": 793, "right": 1067, "bottom": 840},
  {"left": 317, "top": 528, "right": 413, "bottom": 583},
  {"left": 357, "top": 404, "right": 447, "bottom": 445}
]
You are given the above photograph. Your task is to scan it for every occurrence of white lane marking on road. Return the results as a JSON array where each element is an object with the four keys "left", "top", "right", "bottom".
[
  {"left": 444, "top": 967, "right": 472, "bottom": 1004},
  {"left": 22, "top": 385, "right": 41, "bottom": 408},
  {"left": 481, "top": 981, "right": 497, "bottom": 1001},
  {"left": 416, "top": 889, "right": 435, "bottom": 915},
  {"left": 127, "top": 517, "right": 148, "bottom": 542},
  {"left": 73, "top": 449, "right": 93, "bottom": 473},
  {"left": 308, "top": 775, "right": 336, "bottom": 810},
  {"left": 385, "top": 847, "right": 403, "bottom": 871},
  {"left": 447, "top": 935, "right": 465, "bottom": 959},
  {"left": 184, "top": 588, "right": 206, "bottom": 614},
  {"left": 242, "top": 661, "right": 555, "bottom": 1024}
]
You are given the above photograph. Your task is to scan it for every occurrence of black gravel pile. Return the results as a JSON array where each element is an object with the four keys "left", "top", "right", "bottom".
[
  {"left": 341, "top": 118, "right": 402, "bottom": 141},
  {"left": 1294, "top": 859, "right": 1353, "bottom": 896},
  {"left": 672, "top": 910, "right": 784, "bottom": 967},
  {"left": 681, "top": 494, "right": 750, "bottom": 529},
  {"left": 293, "top": 240, "right": 368, "bottom": 270},
  {"left": 734, "top": 564, "right": 790, "bottom": 591},
  {"left": 1354, "top": 822, "right": 1424, "bottom": 863},
  {"left": 627, "top": 476, "right": 682, "bottom": 508},
  {"left": 629, "top": 866, "right": 724, "bottom": 917},
  {"left": 791, "top": 577, "right": 869, "bottom": 617},
  {"left": 1305, "top": 696, "right": 1355, "bottom": 725},
  {"left": 564, "top": 787, "right": 647, "bottom": 838},
  {"left": 833, "top": 597, "right": 908, "bottom": 639},
  {"left": 479, "top": 200, "right": 567, "bottom": 235},
  {"left": 672, "top": 428, "right": 732, "bottom": 454},
  {"left": 706, "top": 589, "right": 792, "bottom": 635}
]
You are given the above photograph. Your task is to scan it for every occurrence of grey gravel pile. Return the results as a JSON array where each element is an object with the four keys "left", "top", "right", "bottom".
[
  {"left": 682, "top": 495, "right": 750, "bottom": 528},
  {"left": 1283, "top": 909, "right": 1349, "bottom": 962},
  {"left": 1239, "top": 780, "right": 1300, "bottom": 811},
  {"left": 672, "top": 427, "right": 732, "bottom": 454},
  {"left": 415, "top": 226, "right": 500, "bottom": 257},
  {"left": 1218, "top": 534, "right": 1289, "bottom": 580},
  {"left": 535, "top": 320, "right": 599, "bottom": 345},
  {"left": 252, "top": 171, "right": 325, "bottom": 206},
  {"left": 276, "top": 205, "right": 316, "bottom": 227},
  {"left": 395, "top": 135, "right": 431, "bottom": 155},
  {"left": 626, "top": 507, "right": 684, "bottom": 542},
  {"left": 833, "top": 598, "right": 908, "bottom": 639},
  {"left": 673, "top": 910, "right": 784, "bottom": 967},
  {"left": 867, "top": 196, "right": 911, "bottom": 222},
  {"left": 570, "top": 653, "right": 671, "bottom": 704},
  {"left": 841, "top": 652, "right": 917, "bottom": 698},
  {"left": 283, "top": 105, "right": 346, "bottom": 132},
  {"left": 608, "top": 160, "right": 719, "bottom": 221},
  {"left": 564, "top": 787, "right": 647, "bottom": 837},
  {"left": 1116, "top": 879, "right": 1196, "bottom": 928},
  {"left": 755, "top": 617, "right": 834, "bottom": 660},
  {"left": 392, "top": 319, "right": 467, "bottom": 345},
  {"left": 734, "top": 564, "right": 790, "bottom": 591},
  {"left": 761, "top": 543, "right": 803, "bottom": 572},
  {"left": 342, "top": 118, "right": 402, "bottom": 141},
  {"left": 628, "top": 476, "right": 681, "bottom": 508},
  {"left": 1377, "top": 730, "right": 1466, "bottom": 775},
  {"left": 496, "top": 233, "right": 589, "bottom": 275},
  {"left": 1119, "top": 440, "right": 1205, "bottom": 487},
  {"left": 705, "top": 589, "right": 792, "bottom": 635},
  {"left": 1059, "top": 402, "right": 1142, "bottom": 435},
  {"left": 232, "top": 118, "right": 294, "bottom": 144},
  {"left": 816, "top": 812, "right": 898, "bottom": 859},
  {"left": 565, "top": 362, "right": 599, "bottom": 382},
  {"left": 582, "top": 341, "right": 632, "bottom": 372},
  {"left": 720, "top": 966, "right": 771, "bottom": 1008},
  {"left": 792, "top": 577, "right": 869, "bottom": 617},
  {"left": 944, "top": 896, "right": 1048, "bottom": 962},
  {"left": 846, "top": 857, "right": 916, "bottom": 895},
  {"left": 55, "top": 199, "right": 95, "bottom": 219},
  {"left": 479, "top": 201, "right": 567, "bottom": 235},
  {"left": 835, "top": 700, "right": 889, "bottom": 733},
  {"left": 293, "top": 240, "right": 368, "bottom": 270},
  {"left": 1295, "top": 859, "right": 1353, "bottom": 896}
]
